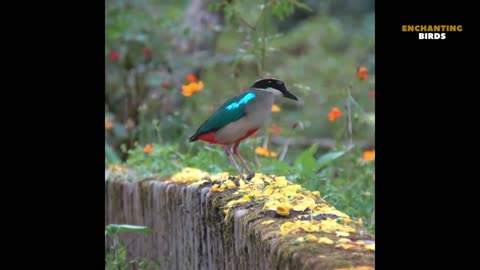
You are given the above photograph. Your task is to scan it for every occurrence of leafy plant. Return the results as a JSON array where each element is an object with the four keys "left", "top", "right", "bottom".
[{"left": 105, "top": 224, "right": 158, "bottom": 270}]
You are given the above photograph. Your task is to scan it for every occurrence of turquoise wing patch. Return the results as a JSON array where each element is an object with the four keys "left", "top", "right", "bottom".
[{"left": 197, "top": 92, "right": 257, "bottom": 134}]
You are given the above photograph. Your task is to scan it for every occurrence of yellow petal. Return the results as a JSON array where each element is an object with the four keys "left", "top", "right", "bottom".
[
  {"left": 250, "top": 177, "right": 265, "bottom": 187},
  {"left": 300, "top": 223, "right": 318, "bottom": 233},
  {"left": 210, "top": 184, "right": 225, "bottom": 192},
  {"left": 224, "top": 208, "right": 230, "bottom": 223},
  {"left": 224, "top": 180, "right": 237, "bottom": 189},
  {"left": 357, "top": 218, "right": 363, "bottom": 225},
  {"left": 271, "top": 104, "right": 281, "bottom": 112},
  {"left": 336, "top": 231, "right": 350, "bottom": 237},
  {"left": 318, "top": 237, "right": 334, "bottom": 245},
  {"left": 337, "top": 238, "right": 352, "bottom": 243},
  {"left": 365, "top": 243, "right": 375, "bottom": 251},
  {"left": 225, "top": 195, "right": 251, "bottom": 207},
  {"left": 211, "top": 172, "right": 229, "bottom": 181},
  {"left": 280, "top": 221, "right": 300, "bottom": 236},
  {"left": 276, "top": 203, "right": 291, "bottom": 216},
  {"left": 274, "top": 177, "right": 289, "bottom": 188},
  {"left": 305, "top": 234, "right": 318, "bottom": 243}
]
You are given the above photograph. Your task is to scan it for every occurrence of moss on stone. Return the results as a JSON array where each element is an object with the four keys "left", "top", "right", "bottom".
[{"left": 105, "top": 170, "right": 374, "bottom": 269}]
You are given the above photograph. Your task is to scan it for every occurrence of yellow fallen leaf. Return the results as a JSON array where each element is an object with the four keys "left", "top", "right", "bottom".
[
  {"left": 305, "top": 234, "right": 318, "bottom": 243},
  {"left": 274, "top": 177, "right": 288, "bottom": 188},
  {"left": 170, "top": 167, "right": 210, "bottom": 183},
  {"left": 300, "top": 223, "right": 318, "bottom": 233},
  {"left": 210, "top": 184, "right": 225, "bottom": 192},
  {"left": 276, "top": 203, "right": 291, "bottom": 216},
  {"left": 280, "top": 221, "right": 301, "bottom": 236},
  {"left": 357, "top": 218, "right": 363, "bottom": 225},
  {"left": 336, "top": 243, "right": 359, "bottom": 250},
  {"left": 225, "top": 195, "right": 251, "bottom": 207},
  {"left": 336, "top": 231, "right": 350, "bottom": 237},
  {"left": 337, "top": 238, "right": 352, "bottom": 243},
  {"left": 318, "top": 237, "right": 334, "bottom": 245},
  {"left": 261, "top": 220, "right": 275, "bottom": 225},
  {"left": 250, "top": 177, "right": 265, "bottom": 187},
  {"left": 210, "top": 172, "right": 229, "bottom": 181},
  {"left": 318, "top": 218, "right": 356, "bottom": 234},
  {"left": 365, "top": 243, "right": 375, "bottom": 251},
  {"left": 224, "top": 180, "right": 237, "bottom": 189}
]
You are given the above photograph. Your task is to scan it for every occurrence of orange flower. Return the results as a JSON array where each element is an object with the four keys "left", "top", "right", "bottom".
[
  {"left": 182, "top": 80, "right": 204, "bottom": 97},
  {"left": 105, "top": 118, "right": 113, "bottom": 129},
  {"left": 255, "top": 146, "right": 278, "bottom": 157},
  {"left": 362, "top": 150, "right": 375, "bottom": 162},
  {"left": 271, "top": 104, "right": 281, "bottom": 112},
  {"left": 356, "top": 66, "right": 368, "bottom": 80},
  {"left": 186, "top": 73, "right": 197, "bottom": 83},
  {"left": 328, "top": 107, "right": 343, "bottom": 122},
  {"left": 144, "top": 144, "right": 153, "bottom": 153},
  {"left": 269, "top": 123, "right": 280, "bottom": 135}
]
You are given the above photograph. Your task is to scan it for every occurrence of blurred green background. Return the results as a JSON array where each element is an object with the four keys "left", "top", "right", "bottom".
[{"left": 105, "top": 0, "right": 375, "bottom": 231}]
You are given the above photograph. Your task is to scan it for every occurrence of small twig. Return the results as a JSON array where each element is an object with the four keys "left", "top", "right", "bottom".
[
  {"left": 235, "top": 13, "right": 256, "bottom": 31},
  {"left": 345, "top": 85, "right": 353, "bottom": 147},
  {"left": 262, "top": 132, "right": 269, "bottom": 148},
  {"left": 278, "top": 121, "right": 296, "bottom": 161},
  {"left": 112, "top": 235, "right": 122, "bottom": 270},
  {"left": 261, "top": 0, "right": 268, "bottom": 73},
  {"left": 278, "top": 139, "right": 290, "bottom": 161},
  {"left": 369, "top": 207, "right": 375, "bottom": 229}
]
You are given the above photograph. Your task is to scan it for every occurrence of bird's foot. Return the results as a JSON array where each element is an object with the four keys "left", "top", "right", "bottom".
[{"left": 245, "top": 172, "right": 255, "bottom": 181}]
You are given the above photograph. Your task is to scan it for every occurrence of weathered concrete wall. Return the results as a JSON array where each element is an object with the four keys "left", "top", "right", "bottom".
[{"left": 105, "top": 173, "right": 374, "bottom": 270}]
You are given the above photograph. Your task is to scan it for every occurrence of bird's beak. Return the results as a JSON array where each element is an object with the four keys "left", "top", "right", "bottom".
[{"left": 283, "top": 90, "right": 298, "bottom": 101}]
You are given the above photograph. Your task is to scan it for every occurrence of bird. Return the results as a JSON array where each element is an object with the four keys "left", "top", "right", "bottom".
[{"left": 188, "top": 76, "right": 298, "bottom": 180}]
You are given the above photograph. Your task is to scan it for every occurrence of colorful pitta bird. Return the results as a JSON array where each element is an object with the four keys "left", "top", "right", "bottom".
[{"left": 188, "top": 77, "right": 298, "bottom": 180}]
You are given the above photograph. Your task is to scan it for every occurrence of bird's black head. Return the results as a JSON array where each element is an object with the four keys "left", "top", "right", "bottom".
[{"left": 251, "top": 77, "right": 298, "bottom": 101}]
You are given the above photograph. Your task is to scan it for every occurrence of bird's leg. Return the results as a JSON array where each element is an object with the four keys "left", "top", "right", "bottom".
[
  {"left": 225, "top": 146, "right": 245, "bottom": 180},
  {"left": 232, "top": 142, "right": 255, "bottom": 181}
]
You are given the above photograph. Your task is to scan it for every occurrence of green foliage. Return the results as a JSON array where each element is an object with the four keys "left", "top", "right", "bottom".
[
  {"left": 106, "top": 142, "right": 121, "bottom": 164},
  {"left": 106, "top": 0, "right": 374, "bottom": 233},
  {"left": 294, "top": 144, "right": 320, "bottom": 176},
  {"left": 124, "top": 143, "right": 184, "bottom": 178},
  {"left": 105, "top": 224, "right": 159, "bottom": 270}
]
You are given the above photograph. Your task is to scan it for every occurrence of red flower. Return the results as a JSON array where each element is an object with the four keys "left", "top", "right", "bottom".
[
  {"left": 142, "top": 47, "right": 152, "bottom": 56},
  {"left": 161, "top": 81, "right": 170, "bottom": 88},
  {"left": 356, "top": 66, "right": 368, "bottom": 80},
  {"left": 269, "top": 123, "right": 281, "bottom": 135},
  {"left": 368, "top": 90, "right": 375, "bottom": 99},
  {"left": 109, "top": 51, "right": 119, "bottom": 62}
]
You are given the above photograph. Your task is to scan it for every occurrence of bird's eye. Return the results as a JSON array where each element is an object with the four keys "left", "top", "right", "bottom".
[{"left": 268, "top": 81, "right": 272, "bottom": 84}]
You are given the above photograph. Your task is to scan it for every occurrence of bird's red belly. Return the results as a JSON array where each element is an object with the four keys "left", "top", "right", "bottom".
[{"left": 198, "top": 128, "right": 258, "bottom": 145}]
